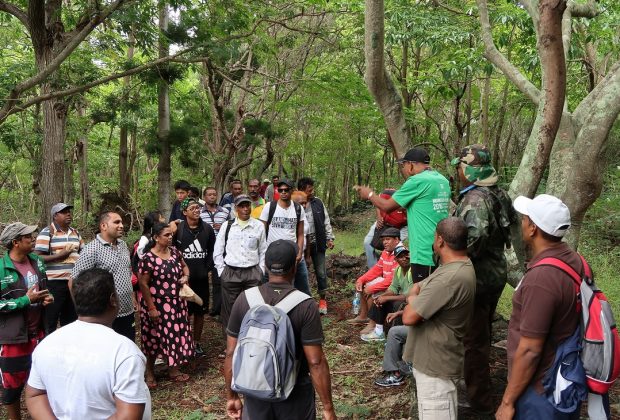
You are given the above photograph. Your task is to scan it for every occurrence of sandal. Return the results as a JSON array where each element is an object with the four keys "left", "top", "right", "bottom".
[
  {"left": 169, "top": 373, "right": 190, "bottom": 383},
  {"left": 346, "top": 317, "right": 369, "bottom": 325}
]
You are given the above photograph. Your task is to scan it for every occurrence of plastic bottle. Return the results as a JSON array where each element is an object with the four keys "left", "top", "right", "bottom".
[{"left": 352, "top": 291, "right": 361, "bottom": 315}]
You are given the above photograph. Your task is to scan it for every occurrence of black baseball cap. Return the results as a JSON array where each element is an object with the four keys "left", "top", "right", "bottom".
[
  {"left": 397, "top": 147, "right": 430, "bottom": 164},
  {"left": 277, "top": 179, "right": 295, "bottom": 189},
  {"left": 380, "top": 227, "right": 401, "bottom": 238},
  {"left": 265, "top": 240, "right": 298, "bottom": 274}
]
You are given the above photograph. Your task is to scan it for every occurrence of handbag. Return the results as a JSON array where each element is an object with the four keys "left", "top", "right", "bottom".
[{"left": 179, "top": 284, "right": 203, "bottom": 306}]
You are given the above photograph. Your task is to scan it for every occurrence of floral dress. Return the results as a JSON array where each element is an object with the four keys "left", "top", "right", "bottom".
[{"left": 138, "top": 247, "right": 194, "bottom": 366}]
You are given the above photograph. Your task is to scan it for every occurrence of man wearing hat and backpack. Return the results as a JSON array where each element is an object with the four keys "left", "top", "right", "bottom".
[
  {"left": 259, "top": 179, "right": 308, "bottom": 295},
  {"left": 497, "top": 194, "right": 581, "bottom": 419},
  {"left": 451, "top": 145, "right": 516, "bottom": 414},
  {"left": 223, "top": 239, "right": 336, "bottom": 420}
]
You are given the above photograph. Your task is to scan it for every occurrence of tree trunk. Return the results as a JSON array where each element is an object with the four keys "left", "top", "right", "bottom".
[
  {"left": 119, "top": 31, "right": 135, "bottom": 201},
  {"left": 481, "top": 74, "right": 491, "bottom": 145},
  {"left": 75, "top": 106, "right": 91, "bottom": 215},
  {"left": 63, "top": 147, "right": 75, "bottom": 204},
  {"left": 518, "top": 0, "right": 567, "bottom": 198},
  {"left": 39, "top": 91, "right": 68, "bottom": 224},
  {"left": 156, "top": 2, "right": 171, "bottom": 216},
  {"left": 364, "top": 0, "right": 409, "bottom": 158}
]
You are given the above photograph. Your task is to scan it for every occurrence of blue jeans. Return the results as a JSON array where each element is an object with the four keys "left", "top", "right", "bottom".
[
  {"left": 294, "top": 259, "right": 311, "bottom": 296},
  {"left": 309, "top": 246, "right": 328, "bottom": 296},
  {"left": 514, "top": 385, "right": 580, "bottom": 420}
]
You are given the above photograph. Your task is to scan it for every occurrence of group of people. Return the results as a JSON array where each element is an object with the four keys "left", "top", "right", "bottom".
[
  {"left": 352, "top": 145, "right": 601, "bottom": 420},
  {"left": 0, "top": 144, "right": 608, "bottom": 420},
  {"left": 0, "top": 175, "right": 338, "bottom": 419}
]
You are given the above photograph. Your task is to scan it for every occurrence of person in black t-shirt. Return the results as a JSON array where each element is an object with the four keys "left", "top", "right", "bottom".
[
  {"left": 174, "top": 198, "right": 215, "bottom": 357},
  {"left": 224, "top": 240, "right": 336, "bottom": 420}
]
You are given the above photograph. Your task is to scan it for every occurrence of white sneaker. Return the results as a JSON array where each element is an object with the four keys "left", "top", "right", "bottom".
[{"left": 361, "top": 331, "right": 385, "bottom": 342}]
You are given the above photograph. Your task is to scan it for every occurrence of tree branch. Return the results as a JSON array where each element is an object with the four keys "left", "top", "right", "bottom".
[
  {"left": 569, "top": 0, "right": 600, "bottom": 18},
  {"left": 573, "top": 60, "right": 620, "bottom": 127},
  {"left": 476, "top": 0, "right": 541, "bottom": 105},
  {"left": 0, "top": 0, "right": 29, "bottom": 28},
  {"left": 0, "top": 0, "right": 130, "bottom": 123},
  {"left": 0, "top": 48, "right": 196, "bottom": 123}
]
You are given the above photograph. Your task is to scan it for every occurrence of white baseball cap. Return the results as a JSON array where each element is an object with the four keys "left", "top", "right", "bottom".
[{"left": 513, "top": 194, "right": 571, "bottom": 238}]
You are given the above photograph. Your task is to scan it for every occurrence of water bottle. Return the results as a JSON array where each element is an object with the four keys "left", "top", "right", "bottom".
[{"left": 352, "top": 291, "right": 361, "bottom": 315}]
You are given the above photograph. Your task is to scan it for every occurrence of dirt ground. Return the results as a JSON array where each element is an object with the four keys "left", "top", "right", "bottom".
[{"left": 144, "top": 253, "right": 620, "bottom": 419}]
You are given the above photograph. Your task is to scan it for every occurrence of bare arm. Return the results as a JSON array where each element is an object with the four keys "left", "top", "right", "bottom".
[
  {"left": 304, "top": 345, "right": 337, "bottom": 420},
  {"left": 496, "top": 336, "right": 545, "bottom": 420},
  {"left": 354, "top": 186, "right": 400, "bottom": 213},
  {"left": 35, "top": 249, "right": 71, "bottom": 262},
  {"left": 25, "top": 385, "right": 56, "bottom": 420},
  {"left": 224, "top": 336, "right": 243, "bottom": 419},
  {"left": 295, "top": 220, "right": 304, "bottom": 262},
  {"left": 107, "top": 396, "right": 145, "bottom": 420},
  {"left": 402, "top": 285, "right": 424, "bottom": 325}
]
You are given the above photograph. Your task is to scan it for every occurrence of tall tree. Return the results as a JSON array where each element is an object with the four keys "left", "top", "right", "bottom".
[
  {"left": 157, "top": 1, "right": 171, "bottom": 216},
  {"left": 477, "top": 0, "right": 620, "bottom": 245}
]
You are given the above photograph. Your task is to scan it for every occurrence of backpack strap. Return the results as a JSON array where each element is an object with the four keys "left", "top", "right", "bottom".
[
  {"left": 275, "top": 290, "right": 312, "bottom": 314},
  {"left": 294, "top": 201, "right": 301, "bottom": 225},
  {"left": 530, "top": 257, "right": 583, "bottom": 292},
  {"left": 47, "top": 224, "right": 55, "bottom": 255},
  {"left": 265, "top": 202, "right": 278, "bottom": 239},
  {"left": 245, "top": 286, "right": 265, "bottom": 308},
  {"left": 223, "top": 219, "right": 235, "bottom": 259}
]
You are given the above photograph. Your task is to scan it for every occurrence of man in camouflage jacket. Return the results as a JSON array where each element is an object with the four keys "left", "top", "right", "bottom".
[{"left": 451, "top": 144, "right": 517, "bottom": 414}]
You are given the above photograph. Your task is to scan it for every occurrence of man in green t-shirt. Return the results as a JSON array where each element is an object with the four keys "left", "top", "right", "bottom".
[{"left": 355, "top": 147, "right": 450, "bottom": 282}]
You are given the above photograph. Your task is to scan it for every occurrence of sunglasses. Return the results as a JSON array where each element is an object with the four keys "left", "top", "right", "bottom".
[{"left": 278, "top": 188, "right": 291, "bottom": 193}]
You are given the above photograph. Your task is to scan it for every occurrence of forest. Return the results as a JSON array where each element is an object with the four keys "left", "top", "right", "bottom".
[
  {"left": 1, "top": 0, "right": 620, "bottom": 418},
  {"left": 0, "top": 0, "right": 616, "bottom": 237}
]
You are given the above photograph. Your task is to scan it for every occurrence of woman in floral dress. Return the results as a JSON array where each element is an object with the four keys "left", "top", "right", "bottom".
[{"left": 138, "top": 222, "right": 194, "bottom": 387}]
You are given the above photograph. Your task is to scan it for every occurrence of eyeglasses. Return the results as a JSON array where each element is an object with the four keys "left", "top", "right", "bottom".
[
  {"left": 186, "top": 206, "right": 201, "bottom": 212},
  {"left": 278, "top": 188, "right": 291, "bottom": 193}
]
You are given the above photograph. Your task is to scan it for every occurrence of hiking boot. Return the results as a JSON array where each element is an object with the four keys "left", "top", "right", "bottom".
[
  {"left": 361, "top": 331, "right": 385, "bottom": 342},
  {"left": 318, "top": 299, "right": 328, "bottom": 315},
  {"left": 195, "top": 342, "right": 205, "bottom": 357},
  {"left": 374, "top": 372, "right": 405, "bottom": 387}
]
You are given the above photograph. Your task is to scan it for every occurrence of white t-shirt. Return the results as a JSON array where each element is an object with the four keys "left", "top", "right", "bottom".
[
  {"left": 260, "top": 201, "right": 306, "bottom": 246},
  {"left": 28, "top": 320, "right": 151, "bottom": 420}
]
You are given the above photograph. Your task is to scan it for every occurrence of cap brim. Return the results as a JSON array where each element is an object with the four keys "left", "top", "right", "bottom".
[
  {"left": 235, "top": 199, "right": 252, "bottom": 205},
  {"left": 513, "top": 196, "right": 532, "bottom": 216},
  {"left": 450, "top": 157, "right": 461, "bottom": 166}
]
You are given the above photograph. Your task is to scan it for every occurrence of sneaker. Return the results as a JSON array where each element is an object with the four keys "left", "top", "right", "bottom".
[
  {"left": 361, "top": 331, "right": 385, "bottom": 342},
  {"left": 374, "top": 372, "right": 405, "bottom": 387},
  {"left": 195, "top": 343, "right": 205, "bottom": 357},
  {"left": 318, "top": 299, "right": 327, "bottom": 315}
]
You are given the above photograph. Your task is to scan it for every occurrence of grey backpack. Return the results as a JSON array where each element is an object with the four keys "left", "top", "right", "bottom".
[{"left": 231, "top": 286, "right": 311, "bottom": 401}]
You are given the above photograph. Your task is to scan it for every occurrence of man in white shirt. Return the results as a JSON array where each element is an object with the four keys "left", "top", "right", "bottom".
[
  {"left": 25, "top": 267, "right": 151, "bottom": 420},
  {"left": 259, "top": 179, "right": 309, "bottom": 295},
  {"left": 214, "top": 195, "right": 268, "bottom": 330}
]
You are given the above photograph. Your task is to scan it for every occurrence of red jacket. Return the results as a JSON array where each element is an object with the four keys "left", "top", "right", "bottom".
[{"left": 356, "top": 247, "right": 400, "bottom": 294}]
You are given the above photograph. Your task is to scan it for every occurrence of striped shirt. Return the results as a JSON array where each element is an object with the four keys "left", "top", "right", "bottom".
[
  {"left": 71, "top": 235, "right": 134, "bottom": 317},
  {"left": 34, "top": 223, "right": 84, "bottom": 281},
  {"left": 200, "top": 206, "right": 230, "bottom": 235}
]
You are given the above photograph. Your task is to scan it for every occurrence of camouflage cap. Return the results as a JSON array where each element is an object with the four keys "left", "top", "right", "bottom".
[
  {"left": 181, "top": 197, "right": 199, "bottom": 211},
  {"left": 451, "top": 144, "right": 498, "bottom": 187}
]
